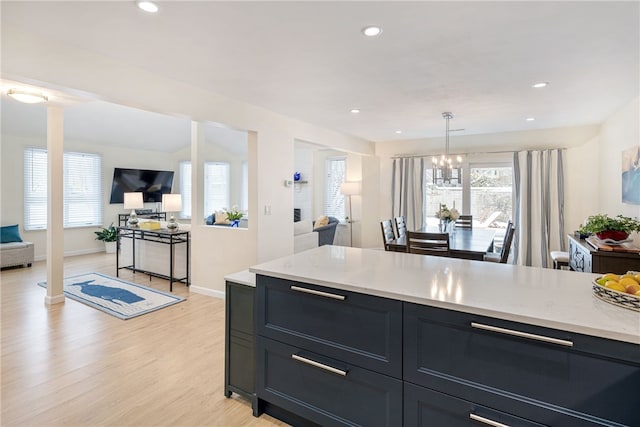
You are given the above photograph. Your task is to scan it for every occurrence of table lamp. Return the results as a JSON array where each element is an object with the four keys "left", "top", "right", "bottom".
[
  {"left": 339, "top": 181, "right": 361, "bottom": 247},
  {"left": 123, "top": 192, "right": 144, "bottom": 227},
  {"left": 162, "top": 193, "right": 182, "bottom": 230}
]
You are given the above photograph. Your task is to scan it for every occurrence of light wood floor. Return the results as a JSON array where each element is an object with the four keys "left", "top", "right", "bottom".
[{"left": 1, "top": 253, "right": 287, "bottom": 427}]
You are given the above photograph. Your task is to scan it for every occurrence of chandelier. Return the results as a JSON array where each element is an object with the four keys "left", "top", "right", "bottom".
[{"left": 432, "top": 112, "right": 462, "bottom": 185}]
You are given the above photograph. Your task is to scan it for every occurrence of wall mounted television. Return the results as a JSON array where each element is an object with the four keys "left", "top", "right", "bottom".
[{"left": 109, "top": 168, "right": 175, "bottom": 204}]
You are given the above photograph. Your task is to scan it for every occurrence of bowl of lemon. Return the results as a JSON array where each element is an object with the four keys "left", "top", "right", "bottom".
[{"left": 593, "top": 272, "right": 640, "bottom": 312}]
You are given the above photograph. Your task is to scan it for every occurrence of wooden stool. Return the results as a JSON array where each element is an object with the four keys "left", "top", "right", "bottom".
[{"left": 550, "top": 251, "right": 569, "bottom": 270}]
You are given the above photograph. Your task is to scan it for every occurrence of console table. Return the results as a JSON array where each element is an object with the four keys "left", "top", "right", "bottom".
[
  {"left": 118, "top": 211, "right": 167, "bottom": 226},
  {"left": 568, "top": 234, "right": 640, "bottom": 273},
  {"left": 116, "top": 226, "right": 189, "bottom": 291}
]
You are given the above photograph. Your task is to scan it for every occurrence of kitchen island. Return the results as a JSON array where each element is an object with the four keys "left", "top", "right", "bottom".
[{"left": 249, "top": 246, "right": 639, "bottom": 427}]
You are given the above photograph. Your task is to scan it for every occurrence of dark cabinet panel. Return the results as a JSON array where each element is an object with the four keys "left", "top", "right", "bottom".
[
  {"left": 404, "top": 303, "right": 640, "bottom": 427},
  {"left": 224, "top": 281, "right": 256, "bottom": 410},
  {"left": 404, "top": 382, "right": 546, "bottom": 427},
  {"left": 256, "top": 275, "right": 402, "bottom": 378},
  {"left": 568, "top": 235, "right": 640, "bottom": 274},
  {"left": 258, "top": 336, "right": 403, "bottom": 427}
]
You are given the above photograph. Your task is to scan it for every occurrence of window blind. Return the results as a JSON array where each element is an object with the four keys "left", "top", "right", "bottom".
[
  {"left": 204, "top": 162, "right": 230, "bottom": 215},
  {"left": 325, "top": 157, "right": 346, "bottom": 220},
  {"left": 24, "top": 148, "right": 103, "bottom": 230}
]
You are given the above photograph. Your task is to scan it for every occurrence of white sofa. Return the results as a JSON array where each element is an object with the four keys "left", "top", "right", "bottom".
[
  {"left": 294, "top": 220, "right": 319, "bottom": 253},
  {"left": 1, "top": 241, "right": 34, "bottom": 269}
]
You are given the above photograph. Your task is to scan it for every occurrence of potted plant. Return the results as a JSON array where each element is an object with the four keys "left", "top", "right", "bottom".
[
  {"left": 94, "top": 223, "right": 118, "bottom": 253},
  {"left": 578, "top": 214, "right": 640, "bottom": 241}
]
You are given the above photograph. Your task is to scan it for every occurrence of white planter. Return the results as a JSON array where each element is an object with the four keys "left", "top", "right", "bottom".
[{"left": 104, "top": 241, "right": 117, "bottom": 254}]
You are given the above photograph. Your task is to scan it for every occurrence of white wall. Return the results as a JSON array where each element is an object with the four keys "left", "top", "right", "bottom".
[
  {"left": 567, "top": 96, "right": 640, "bottom": 244},
  {"left": 2, "top": 24, "right": 374, "bottom": 294}
]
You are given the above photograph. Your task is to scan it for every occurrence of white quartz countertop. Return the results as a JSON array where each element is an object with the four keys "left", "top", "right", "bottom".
[{"left": 250, "top": 246, "right": 640, "bottom": 345}]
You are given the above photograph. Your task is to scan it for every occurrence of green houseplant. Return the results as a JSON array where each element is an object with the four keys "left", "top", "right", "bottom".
[
  {"left": 94, "top": 223, "right": 117, "bottom": 253},
  {"left": 579, "top": 214, "right": 640, "bottom": 241}
]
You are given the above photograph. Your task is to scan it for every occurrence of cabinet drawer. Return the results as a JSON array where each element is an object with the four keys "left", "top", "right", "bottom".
[
  {"left": 257, "top": 336, "right": 402, "bottom": 427},
  {"left": 256, "top": 275, "right": 402, "bottom": 378},
  {"left": 405, "top": 382, "right": 545, "bottom": 427},
  {"left": 404, "top": 304, "right": 640, "bottom": 426}
]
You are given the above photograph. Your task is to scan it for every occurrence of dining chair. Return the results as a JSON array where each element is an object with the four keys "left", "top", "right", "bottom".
[
  {"left": 395, "top": 216, "right": 407, "bottom": 238},
  {"left": 455, "top": 215, "right": 473, "bottom": 229},
  {"left": 380, "top": 219, "right": 396, "bottom": 251},
  {"left": 406, "top": 231, "right": 450, "bottom": 257},
  {"left": 484, "top": 223, "right": 515, "bottom": 263}
]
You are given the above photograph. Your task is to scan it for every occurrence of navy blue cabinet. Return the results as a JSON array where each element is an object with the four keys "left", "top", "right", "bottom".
[
  {"left": 404, "top": 303, "right": 640, "bottom": 426},
  {"left": 253, "top": 274, "right": 639, "bottom": 426},
  {"left": 255, "top": 275, "right": 403, "bottom": 426}
]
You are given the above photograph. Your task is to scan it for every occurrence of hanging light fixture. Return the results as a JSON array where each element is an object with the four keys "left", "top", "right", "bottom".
[{"left": 432, "top": 112, "right": 462, "bottom": 185}]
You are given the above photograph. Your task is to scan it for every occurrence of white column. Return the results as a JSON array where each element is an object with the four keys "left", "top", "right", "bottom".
[
  {"left": 45, "top": 105, "right": 65, "bottom": 305},
  {"left": 190, "top": 121, "right": 205, "bottom": 226}
]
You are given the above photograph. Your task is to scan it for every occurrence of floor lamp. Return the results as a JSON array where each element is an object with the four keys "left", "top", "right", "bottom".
[{"left": 339, "top": 182, "right": 361, "bottom": 247}]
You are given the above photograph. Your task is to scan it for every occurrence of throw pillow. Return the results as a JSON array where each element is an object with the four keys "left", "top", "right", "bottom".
[
  {"left": 313, "top": 215, "right": 329, "bottom": 230},
  {"left": 214, "top": 211, "right": 230, "bottom": 225},
  {"left": 0, "top": 224, "right": 23, "bottom": 243}
]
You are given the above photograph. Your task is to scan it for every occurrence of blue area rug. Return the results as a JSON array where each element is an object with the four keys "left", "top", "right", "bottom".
[{"left": 37, "top": 272, "right": 185, "bottom": 319}]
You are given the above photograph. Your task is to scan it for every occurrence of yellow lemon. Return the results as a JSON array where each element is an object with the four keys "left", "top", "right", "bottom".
[
  {"left": 620, "top": 274, "right": 639, "bottom": 283},
  {"left": 596, "top": 278, "right": 608, "bottom": 286},
  {"left": 602, "top": 273, "right": 620, "bottom": 282},
  {"left": 619, "top": 277, "right": 639, "bottom": 288},
  {"left": 605, "top": 281, "right": 626, "bottom": 292},
  {"left": 634, "top": 274, "right": 640, "bottom": 283}
]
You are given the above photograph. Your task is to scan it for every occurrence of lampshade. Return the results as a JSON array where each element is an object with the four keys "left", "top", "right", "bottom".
[
  {"left": 123, "top": 192, "right": 144, "bottom": 210},
  {"left": 339, "top": 182, "right": 361, "bottom": 196},
  {"left": 162, "top": 194, "right": 182, "bottom": 212}
]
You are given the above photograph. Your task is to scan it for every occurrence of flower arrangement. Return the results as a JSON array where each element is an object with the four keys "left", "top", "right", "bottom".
[
  {"left": 436, "top": 204, "right": 460, "bottom": 223},
  {"left": 224, "top": 205, "right": 244, "bottom": 221}
]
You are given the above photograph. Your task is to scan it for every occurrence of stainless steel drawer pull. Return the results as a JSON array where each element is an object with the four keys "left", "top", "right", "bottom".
[
  {"left": 471, "top": 322, "right": 573, "bottom": 347},
  {"left": 290, "top": 286, "right": 346, "bottom": 300},
  {"left": 291, "top": 354, "right": 348, "bottom": 376},
  {"left": 469, "top": 413, "right": 510, "bottom": 427}
]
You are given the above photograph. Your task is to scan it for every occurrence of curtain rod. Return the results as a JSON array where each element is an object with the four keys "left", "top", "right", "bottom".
[{"left": 390, "top": 147, "right": 566, "bottom": 159}]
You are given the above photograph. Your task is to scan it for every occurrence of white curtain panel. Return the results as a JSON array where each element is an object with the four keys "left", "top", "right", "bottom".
[
  {"left": 513, "top": 149, "right": 565, "bottom": 267},
  {"left": 391, "top": 157, "right": 425, "bottom": 232}
]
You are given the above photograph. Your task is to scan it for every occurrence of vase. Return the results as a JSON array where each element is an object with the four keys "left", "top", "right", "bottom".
[
  {"left": 230, "top": 219, "right": 240, "bottom": 227},
  {"left": 446, "top": 221, "right": 455, "bottom": 234},
  {"left": 596, "top": 230, "right": 629, "bottom": 241}
]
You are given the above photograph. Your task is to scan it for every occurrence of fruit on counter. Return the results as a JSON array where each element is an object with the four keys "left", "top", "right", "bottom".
[
  {"left": 605, "top": 281, "right": 627, "bottom": 293},
  {"left": 596, "top": 272, "right": 640, "bottom": 297},
  {"left": 624, "top": 283, "right": 640, "bottom": 295},
  {"left": 601, "top": 273, "right": 620, "bottom": 282}
]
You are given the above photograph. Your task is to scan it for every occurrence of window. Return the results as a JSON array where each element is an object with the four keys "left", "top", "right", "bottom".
[
  {"left": 204, "top": 162, "right": 230, "bottom": 214},
  {"left": 179, "top": 161, "right": 191, "bottom": 218},
  {"left": 24, "top": 148, "right": 102, "bottom": 230},
  {"left": 179, "top": 161, "right": 231, "bottom": 217},
  {"left": 470, "top": 164, "right": 513, "bottom": 227},
  {"left": 424, "top": 166, "right": 462, "bottom": 227},
  {"left": 325, "top": 157, "right": 346, "bottom": 220}
]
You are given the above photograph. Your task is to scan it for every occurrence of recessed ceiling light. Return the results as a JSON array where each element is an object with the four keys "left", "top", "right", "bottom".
[
  {"left": 137, "top": 1, "right": 159, "bottom": 13},
  {"left": 395, "top": 130, "right": 402, "bottom": 134},
  {"left": 531, "top": 82, "right": 548, "bottom": 88},
  {"left": 350, "top": 109, "right": 361, "bottom": 114},
  {"left": 362, "top": 26, "right": 382, "bottom": 37},
  {"left": 7, "top": 88, "right": 48, "bottom": 104},
  {"left": 526, "top": 117, "right": 536, "bottom": 121}
]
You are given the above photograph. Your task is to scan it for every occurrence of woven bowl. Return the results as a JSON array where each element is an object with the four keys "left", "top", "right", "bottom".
[{"left": 592, "top": 273, "right": 640, "bottom": 312}]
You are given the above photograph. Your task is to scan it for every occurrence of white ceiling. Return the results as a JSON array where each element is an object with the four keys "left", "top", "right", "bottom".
[{"left": 1, "top": 1, "right": 638, "bottom": 149}]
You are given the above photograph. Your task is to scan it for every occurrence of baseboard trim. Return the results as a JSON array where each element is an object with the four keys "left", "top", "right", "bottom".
[
  {"left": 34, "top": 248, "right": 104, "bottom": 262},
  {"left": 44, "top": 294, "right": 66, "bottom": 305},
  {"left": 189, "top": 285, "right": 224, "bottom": 299}
]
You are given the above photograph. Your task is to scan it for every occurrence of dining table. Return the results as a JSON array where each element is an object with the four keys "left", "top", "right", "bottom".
[{"left": 388, "top": 226, "right": 497, "bottom": 261}]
